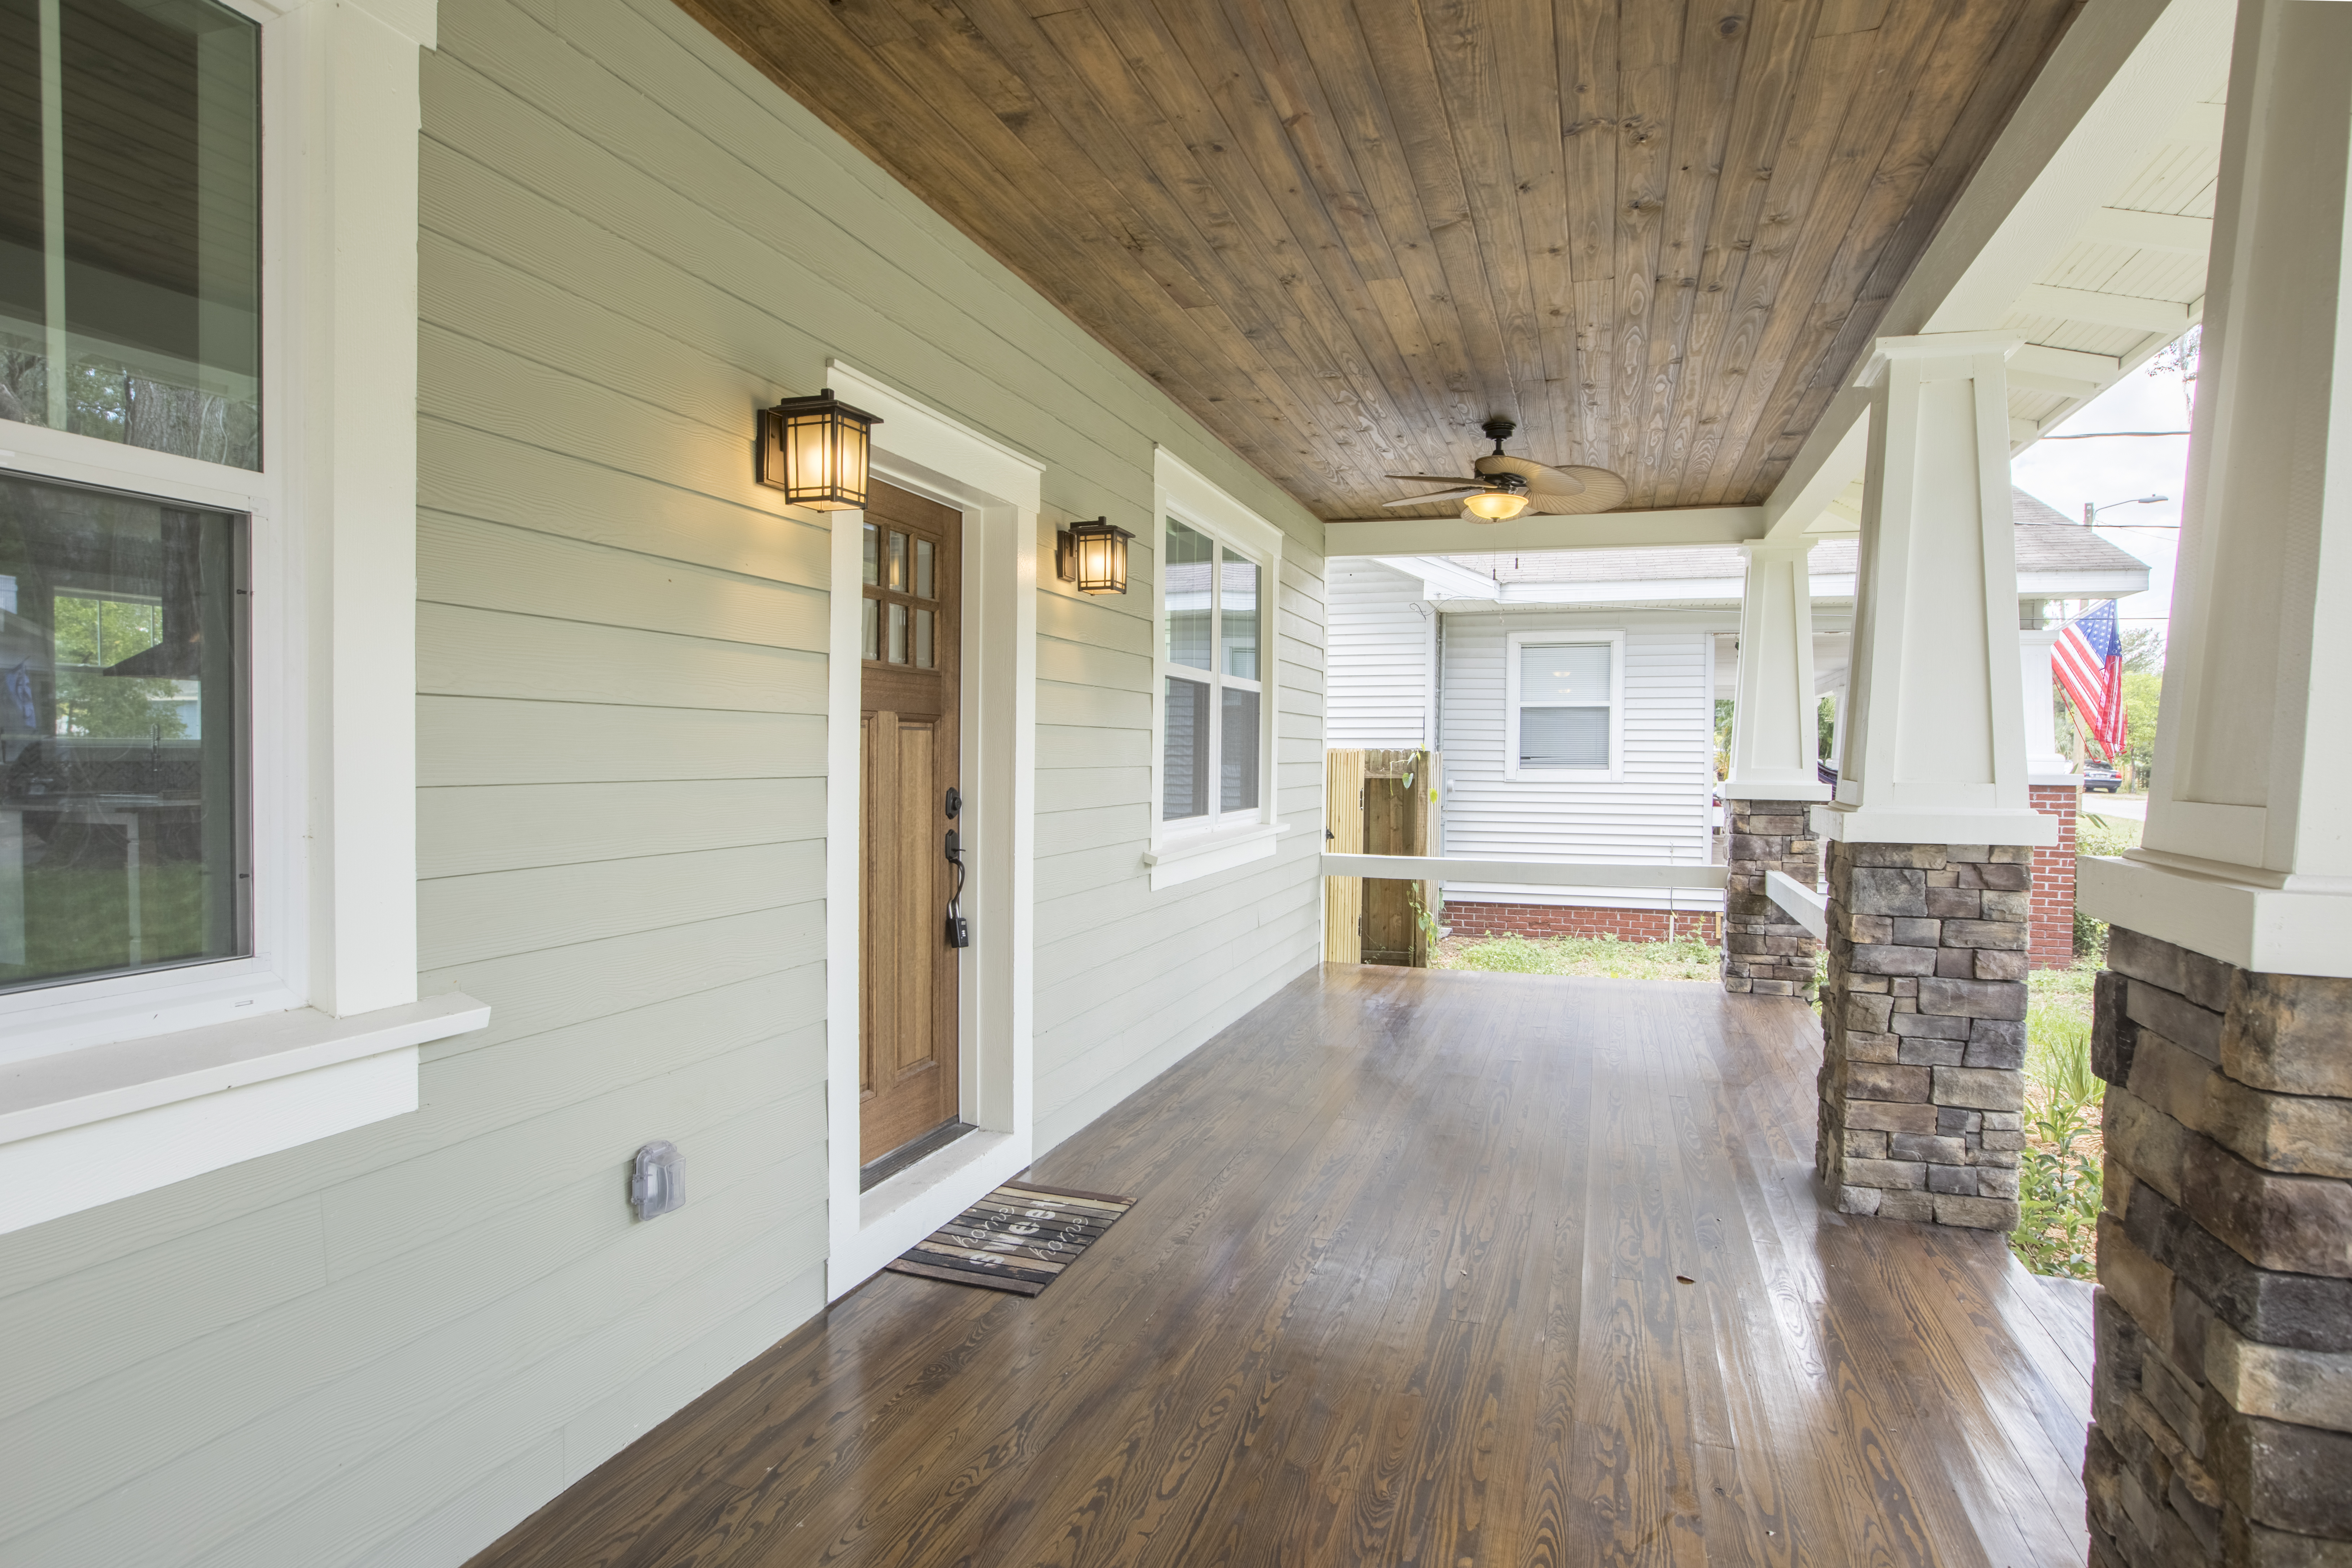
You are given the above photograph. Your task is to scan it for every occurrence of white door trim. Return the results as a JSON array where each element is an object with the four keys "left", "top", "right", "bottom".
[{"left": 821, "top": 361, "right": 1041, "bottom": 1298}]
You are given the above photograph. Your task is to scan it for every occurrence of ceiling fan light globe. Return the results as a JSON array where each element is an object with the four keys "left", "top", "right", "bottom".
[{"left": 1463, "top": 489, "right": 1531, "bottom": 521}]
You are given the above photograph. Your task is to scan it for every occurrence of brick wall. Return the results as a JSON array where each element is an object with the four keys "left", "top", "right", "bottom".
[
  {"left": 1444, "top": 901, "right": 1720, "bottom": 945},
  {"left": 2030, "top": 781, "right": 2079, "bottom": 970},
  {"left": 2085, "top": 927, "right": 2352, "bottom": 1568}
]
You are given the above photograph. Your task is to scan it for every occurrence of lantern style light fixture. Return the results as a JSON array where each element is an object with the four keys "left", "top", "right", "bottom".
[
  {"left": 1055, "top": 517, "right": 1134, "bottom": 595},
  {"left": 1462, "top": 473, "right": 1531, "bottom": 521},
  {"left": 757, "top": 387, "right": 881, "bottom": 511}
]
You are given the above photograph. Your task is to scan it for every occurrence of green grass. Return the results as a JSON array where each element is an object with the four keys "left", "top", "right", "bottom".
[{"left": 1435, "top": 932, "right": 1722, "bottom": 982}]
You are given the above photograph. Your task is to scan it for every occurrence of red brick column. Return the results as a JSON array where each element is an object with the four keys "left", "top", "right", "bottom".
[{"left": 2029, "top": 782, "right": 2078, "bottom": 970}]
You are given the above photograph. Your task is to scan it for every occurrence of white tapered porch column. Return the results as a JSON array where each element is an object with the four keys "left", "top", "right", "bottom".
[
  {"left": 1720, "top": 541, "right": 1829, "bottom": 996},
  {"left": 1724, "top": 542, "right": 1833, "bottom": 801},
  {"left": 2080, "top": 0, "right": 2352, "bottom": 978},
  {"left": 1811, "top": 330, "right": 2051, "bottom": 1236},
  {"left": 1820, "top": 332, "right": 2055, "bottom": 850},
  {"left": 2079, "top": 10, "right": 2352, "bottom": 1566},
  {"left": 2017, "top": 626, "right": 2077, "bottom": 785}
]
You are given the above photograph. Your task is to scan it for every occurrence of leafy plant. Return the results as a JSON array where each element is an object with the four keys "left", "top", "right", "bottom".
[
  {"left": 2010, "top": 1091, "right": 2103, "bottom": 1279},
  {"left": 2011, "top": 960, "right": 2106, "bottom": 1277}
]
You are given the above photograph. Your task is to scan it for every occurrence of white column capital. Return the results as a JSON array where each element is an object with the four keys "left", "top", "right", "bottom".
[{"left": 1854, "top": 331, "right": 2026, "bottom": 388}]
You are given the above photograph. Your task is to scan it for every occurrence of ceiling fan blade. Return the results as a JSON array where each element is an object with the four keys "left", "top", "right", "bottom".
[
  {"left": 1383, "top": 487, "right": 1484, "bottom": 507},
  {"left": 1526, "top": 467, "right": 1631, "bottom": 514},
  {"left": 1384, "top": 473, "right": 1483, "bottom": 485}
]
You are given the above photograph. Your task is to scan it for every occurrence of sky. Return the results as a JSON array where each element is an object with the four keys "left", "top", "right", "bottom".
[{"left": 2010, "top": 349, "right": 2196, "bottom": 640}]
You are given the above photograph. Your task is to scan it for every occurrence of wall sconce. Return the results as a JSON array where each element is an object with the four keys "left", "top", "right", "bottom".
[
  {"left": 757, "top": 387, "right": 880, "bottom": 511},
  {"left": 1055, "top": 517, "right": 1133, "bottom": 595}
]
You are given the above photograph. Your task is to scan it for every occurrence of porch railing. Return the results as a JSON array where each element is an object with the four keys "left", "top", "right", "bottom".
[
  {"left": 1764, "top": 869, "right": 1829, "bottom": 940},
  {"left": 1319, "top": 854, "right": 1728, "bottom": 891}
]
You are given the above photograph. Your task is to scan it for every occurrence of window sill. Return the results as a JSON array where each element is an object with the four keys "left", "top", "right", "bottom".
[
  {"left": 0, "top": 992, "right": 490, "bottom": 1236},
  {"left": 1144, "top": 821, "right": 1287, "bottom": 890}
]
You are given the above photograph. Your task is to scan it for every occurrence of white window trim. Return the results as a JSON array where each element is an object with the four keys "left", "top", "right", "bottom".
[
  {"left": 0, "top": 0, "right": 485, "bottom": 1236},
  {"left": 1504, "top": 629, "right": 1627, "bottom": 781},
  {"left": 1148, "top": 450, "right": 1284, "bottom": 890}
]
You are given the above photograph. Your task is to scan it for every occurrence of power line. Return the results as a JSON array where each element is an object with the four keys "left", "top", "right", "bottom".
[{"left": 2037, "top": 430, "right": 2191, "bottom": 439}]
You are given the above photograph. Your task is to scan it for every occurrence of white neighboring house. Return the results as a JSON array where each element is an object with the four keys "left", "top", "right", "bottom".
[{"left": 1326, "top": 490, "right": 2150, "bottom": 940}]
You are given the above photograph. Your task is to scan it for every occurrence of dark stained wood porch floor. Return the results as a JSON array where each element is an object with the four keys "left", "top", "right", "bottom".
[{"left": 469, "top": 965, "right": 2094, "bottom": 1568}]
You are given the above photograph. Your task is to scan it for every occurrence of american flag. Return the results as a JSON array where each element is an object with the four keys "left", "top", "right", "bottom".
[{"left": 2054, "top": 600, "right": 2128, "bottom": 761}]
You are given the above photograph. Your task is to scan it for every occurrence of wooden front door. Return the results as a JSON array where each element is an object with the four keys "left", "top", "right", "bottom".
[{"left": 859, "top": 482, "right": 963, "bottom": 1166}]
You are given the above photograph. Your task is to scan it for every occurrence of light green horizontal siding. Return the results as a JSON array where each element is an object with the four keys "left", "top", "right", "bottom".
[{"left": 0, "top": 0, "right": 1323, "bottom": 1561}]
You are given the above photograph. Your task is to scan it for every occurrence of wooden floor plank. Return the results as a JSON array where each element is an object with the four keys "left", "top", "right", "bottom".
[{"left": 465, "top": 968, "right": 2091, "bottom": 1568}]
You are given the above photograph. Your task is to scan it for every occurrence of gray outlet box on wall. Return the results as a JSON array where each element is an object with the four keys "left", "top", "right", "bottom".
[{"left": 630, "top": 1141, "right": 684, "bottom": 1220}]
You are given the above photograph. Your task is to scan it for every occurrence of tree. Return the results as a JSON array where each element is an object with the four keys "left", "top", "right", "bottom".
[{"left": 1713, "top": 699, "right": 1733, "bottom": 779}]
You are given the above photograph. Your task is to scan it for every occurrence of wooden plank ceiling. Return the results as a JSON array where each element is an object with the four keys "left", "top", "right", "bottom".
[{"left": 680, "top": 0, "right": 2083, "bottom": 520}]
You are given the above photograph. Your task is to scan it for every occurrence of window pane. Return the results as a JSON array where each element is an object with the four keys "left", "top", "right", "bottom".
[
  {"left": 1220, "top": 686, "right": 1258, "bottom": 812},
  {"left": 913, "top": 607, "right": 932, "bottom": 669},
  {"left": 914, "top": 537, "right": 934, "bottom": 600},
  {"left": 1162, "top": 675, "right": 1209, "bottom": 821},
  {"left": 1220, "top": 547, "right": 1258, "bottom": 679},
  {"left": 887, "top": 600, "right": 906, "bottom": 664},
  {"left": 1519, "top": 706, "right": 1609, "bottom": 769},
  {"left": 0, "top": 472, "right": 246, "bottom": 991},
  {"left": 1520, "top": 642, "right": 1611, "bottom": 704},
  {"left": 861, "top": 595, "right": 878, "bottom": 660},
  {"left": 0, "top": 0, "right": 262, "bottom": 468},
  {"left": 887, "top": 530, "right": 907, "bottom": 592},
  {"left": 1164, "top": 518, "right": 1212, "bottom": 671},
  {"left": 861, "top": 522, "right": 878, "bottom": 586}
]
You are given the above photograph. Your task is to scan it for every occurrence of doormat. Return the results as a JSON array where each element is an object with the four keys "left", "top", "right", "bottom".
[{"left": 882, "top": 1180, "right": 1135, "bottom": 1297}]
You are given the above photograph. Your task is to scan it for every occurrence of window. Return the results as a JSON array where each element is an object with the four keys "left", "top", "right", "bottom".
[
  {"left": 0, "top": 472, "right": 246, "bottom": 992},
  {"left": 0, "top": 0, "right": 469, "bottom": 1236},
  {"left": 1, "top": 0, "right": 262, "bottom": 468},
  {"left": 1161, "top": 516, "right": 1262, "bottom": 827},
  {"left": 862, "top": 517, "right": 941, "bottom": 667},
  {"left": 1506, "top": 632, "right": 1623, "bottom": 779}
]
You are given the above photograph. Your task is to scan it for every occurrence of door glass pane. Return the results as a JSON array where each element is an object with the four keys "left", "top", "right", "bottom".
[
  {"left": 1220, "top": 548, "right": 1258, "bottom": 679},
  {"left": 887, "top": 601, "right": 907, "bottom": 664},
  {"left": 914, "top": 537, "right": 934, "bottom": 600},
  {"left": 886, "top": 531, "right": 907, "bottom": 592},
  {"left": 1164, "top": 518, "right": 1212, "bottom": 671},
  {"left": 1162, "top": 675, "right": 1209, "bottom": 821},
  {"left": 1220, "top": 686, "right": 1258, "bottom": 812},
  {"left": 1, "top": 0, "right": 262, "bottom": 468},
  {"left": 861, "top": 595, "right": 878, "bottom": 660},
  {"left": 913, "top": 607, "right": 932, "bottom": 669},
  {"left": 1519, "top": 706, "right": 1609, "bottom": 769},
  {"left": 1520, "top": 642, "right": 1611, "bottom": 703},
  {"left": 0, "top": 472, "right": 246, "bottom": 991},
  {"left": 861, "top": 522, "right": 878, "bottom": 586}
]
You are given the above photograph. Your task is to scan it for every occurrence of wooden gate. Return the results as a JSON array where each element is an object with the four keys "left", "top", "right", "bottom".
[{"left": 1323, "top": 748, "right": 1440, "bottom": 966}]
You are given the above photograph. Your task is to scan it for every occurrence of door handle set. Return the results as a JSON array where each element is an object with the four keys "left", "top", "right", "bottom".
[{"left": 943, "top": 787, "right": 970, "bottom": 949}]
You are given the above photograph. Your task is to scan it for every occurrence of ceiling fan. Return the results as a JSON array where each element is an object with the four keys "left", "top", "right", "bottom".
[{"left": 1384, "top": 418, "right": 1629, "bottom": 520}]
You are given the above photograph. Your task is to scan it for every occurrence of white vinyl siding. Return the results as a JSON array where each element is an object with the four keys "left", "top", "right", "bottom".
[
  {"left": 1439, "top": 618, "right": 1717, "bottom": 913},
  {"left": 1325, "top": 560, "right": 1433, "bottom": 748}
]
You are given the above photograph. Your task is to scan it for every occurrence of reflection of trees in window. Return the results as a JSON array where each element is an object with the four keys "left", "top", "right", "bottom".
[{"left": 51, "top": 595, "right": 186, "bottom": 739}]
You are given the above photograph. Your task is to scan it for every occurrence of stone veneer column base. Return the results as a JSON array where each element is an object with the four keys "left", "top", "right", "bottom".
[
  {"left": 1722, "top": 799, "right": 1821, "bottom": 998},
  {"left": 2029, "top": 781, "right": 2080, "bottom": 970},
  {"left": 2085, "top": 926, "right": 2352, "bottom": 1568},
  {"left": 1814, "top": 840, "right": 2030, "bottom": 1231}
]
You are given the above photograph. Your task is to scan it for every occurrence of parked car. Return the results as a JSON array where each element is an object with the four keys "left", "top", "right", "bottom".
[{"left": 2082, "top": 763, "right": 2123, "bottom": 792}]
